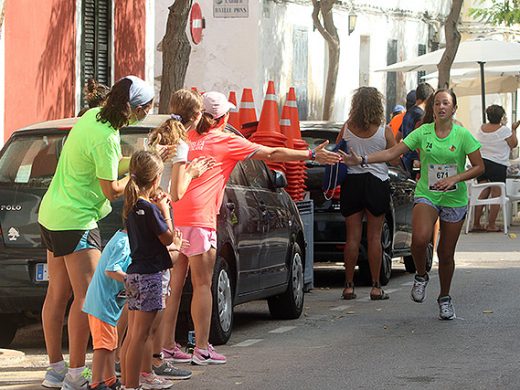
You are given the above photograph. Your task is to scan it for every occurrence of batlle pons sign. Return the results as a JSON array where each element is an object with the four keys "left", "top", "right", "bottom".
[{"left": 213, "top": 0, "right": 248, "bottom": 18}]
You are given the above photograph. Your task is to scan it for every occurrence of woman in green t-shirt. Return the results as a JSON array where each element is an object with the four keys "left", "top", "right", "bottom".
[
  {"left": 38, "top": 76, "right": 156, "bottom": 389},
  {"left": 340, "top": 89, "right": 484, "bottom": 321}
]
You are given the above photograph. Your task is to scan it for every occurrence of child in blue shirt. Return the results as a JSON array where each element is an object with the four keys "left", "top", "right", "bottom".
[{"left": 83, "top": 230, "right": 131, "bottom": 390}]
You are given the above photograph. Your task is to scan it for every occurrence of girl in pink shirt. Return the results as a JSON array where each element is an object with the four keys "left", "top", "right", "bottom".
[{"left": 170, "top": 91, "right": 340, "bottom": 365}]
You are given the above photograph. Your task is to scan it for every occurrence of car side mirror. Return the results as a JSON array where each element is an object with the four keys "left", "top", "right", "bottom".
[{"left": 272, "top": 170, "right": 288, "bottom": 189}]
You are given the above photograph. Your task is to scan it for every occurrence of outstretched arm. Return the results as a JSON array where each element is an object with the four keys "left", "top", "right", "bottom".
[
  {"left": 252, "top": 141, "right": 341, "bottom": 165},
  {"left": 339, "top": 141, "right": 410, "bottom": 166}
]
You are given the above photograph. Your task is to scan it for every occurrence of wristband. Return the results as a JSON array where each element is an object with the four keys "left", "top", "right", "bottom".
[
  {"left": 360, "top": 155, "right": 369, "bottom": 167},
  {"left": 308, "top": 149, "right": 316, "bottom": 161}
]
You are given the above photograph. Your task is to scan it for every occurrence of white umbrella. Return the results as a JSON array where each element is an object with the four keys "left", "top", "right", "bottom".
[
  {"left": 376, "top": 40, "right": 520, "bottom": 122},
  {"left": 422, "top": 66, "right": 520, "bottom": 96}
]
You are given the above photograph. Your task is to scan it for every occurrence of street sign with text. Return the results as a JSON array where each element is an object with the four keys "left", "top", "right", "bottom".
[{"left": 214, "top": 0, "right": 248, "bottom": 18}]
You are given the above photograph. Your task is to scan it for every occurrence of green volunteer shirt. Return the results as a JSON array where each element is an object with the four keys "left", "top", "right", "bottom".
[
  {"left": 403, "top": 122, "right": 481, "bottom": 208},
  {"left": 38, "top": 107, "right": 122, "bottom": 230}
]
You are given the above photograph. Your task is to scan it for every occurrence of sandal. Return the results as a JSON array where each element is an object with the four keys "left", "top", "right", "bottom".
[
  {"left": 370, "top": 282, "right": 389, "bottom": 301},
  {"left": 342, "top": 282, "right": 356, "bottom": 300}
]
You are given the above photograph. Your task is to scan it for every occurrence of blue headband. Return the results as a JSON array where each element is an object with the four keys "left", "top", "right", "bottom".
[{"left": 124, "top": 75, "right": 155, "bottom": 108}]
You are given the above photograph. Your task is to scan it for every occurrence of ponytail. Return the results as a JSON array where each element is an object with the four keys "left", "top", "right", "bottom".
[
  {"left": 97, "top": 78, "right": 133, "bottom": 130},
  {"left": 196, "top": 113, "right": 225, "bottom": 134},
  {"left": 123, "top": 177, "right": 140, "bottom": 221},
  {"left": 149, "top": 117, "right": 186, "bottom": 148}
]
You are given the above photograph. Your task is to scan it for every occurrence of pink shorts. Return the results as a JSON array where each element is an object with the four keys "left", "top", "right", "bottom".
[{"left": 176, "top": 226, "right": 217, "bottom": 257}]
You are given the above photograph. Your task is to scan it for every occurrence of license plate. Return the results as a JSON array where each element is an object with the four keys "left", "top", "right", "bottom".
[{"left": 35, "top": 263, "right": 48, "bottom": 281}]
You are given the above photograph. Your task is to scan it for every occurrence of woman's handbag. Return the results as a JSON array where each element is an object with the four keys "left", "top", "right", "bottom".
[{"left": 322, "top": 139, "right": 348, "bottom": 200}]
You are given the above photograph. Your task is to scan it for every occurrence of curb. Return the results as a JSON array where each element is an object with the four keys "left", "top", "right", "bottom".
[{"left": 0, "top": 348, "right": 25, "bottom": 366}]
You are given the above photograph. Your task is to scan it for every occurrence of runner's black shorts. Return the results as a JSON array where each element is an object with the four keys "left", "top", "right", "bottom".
[
  {"left": 477, "top": 158, "right": 507, "bottom": 183},
  {"left": 340, "top": 173, "right": 390, "bottom": 217},
  {"left": 39, "top": 224, "right": 101, "bottom": 257}
]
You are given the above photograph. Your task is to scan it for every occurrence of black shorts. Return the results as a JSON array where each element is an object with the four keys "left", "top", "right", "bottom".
[
  {"left": 340, "top": 173, "right": 390, "bottom": 217},
  {"left": 477, "top": 159, "right": 507, "bottom": 183},
  {"left": 39, "top": 224, "right": 101, "bottom": 257}
]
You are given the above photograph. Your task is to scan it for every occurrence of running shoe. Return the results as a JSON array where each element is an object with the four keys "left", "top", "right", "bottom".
[
  {"left": 162, "top": 343, "right": 191, "bottom": 363},
  {"left": 61, "top": 368, "right": 91, "bottom": 390},
  {"left": 153, "top": 360, "right": 192, "bottom": 380},
  {"left": 42, "top": 367, "right": 67, "bottom": 388},
  {"left": 191, "top": 344, "right": 227, "bottom": 366},
  {"left": 139, "top": 372, "right": 173, "bottom": 389},
  {"left": 438, "top": 295, "right": 456, "bottom": 320},
  {"left": 410, "top": 273, "right": 429, "bottom": 303}
]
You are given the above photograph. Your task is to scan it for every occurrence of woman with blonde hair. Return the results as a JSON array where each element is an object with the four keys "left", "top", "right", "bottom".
[{"left": 337, "top": 87, "right": 400, "bottom": 301}]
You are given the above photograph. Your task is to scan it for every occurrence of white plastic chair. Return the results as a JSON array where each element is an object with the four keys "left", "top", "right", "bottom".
[
  {"left": 506, "top": 178, "right": 520, "bottom": 224},
  {"left": 465, "top": 181, "right": 510, "bottom": 234}
]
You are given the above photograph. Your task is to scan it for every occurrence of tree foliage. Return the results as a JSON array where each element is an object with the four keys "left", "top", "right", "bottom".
[{"left": 469, "top": 0, "right": 520, "bottom": 26}]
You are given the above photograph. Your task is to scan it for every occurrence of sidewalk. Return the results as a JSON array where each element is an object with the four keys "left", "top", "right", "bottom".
[{"left": 0, "top": 348, "right": 25, "bottom": 366}]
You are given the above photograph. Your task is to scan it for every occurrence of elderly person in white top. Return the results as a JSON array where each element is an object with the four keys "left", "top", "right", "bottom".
[{"left": 472, "top": 105, "right": 519, "bottom": 232}]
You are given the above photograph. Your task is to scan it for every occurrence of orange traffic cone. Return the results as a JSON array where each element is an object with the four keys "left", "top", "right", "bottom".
[
  {"left": 280, "top": 102, "right": 294, "bottom": 148},
  {"left": 257, "top": 81, "right": 281, "bottom": 135},
  {"left": 287, "top": 87, "right": 303, "bottom": 140},
  {"left": 227, "top": 91, "right": 240, "bottom": 131},
  {"left": 239, "top": 88, "right": 257, "bottom": 128},
  {"left": 249, "top": 81, "right": 287, "bottom": 173}
]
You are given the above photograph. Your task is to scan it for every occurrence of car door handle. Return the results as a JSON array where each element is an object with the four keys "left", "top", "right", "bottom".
[{"left": 226, "top": 202, "right": 235, "bottom": 211}]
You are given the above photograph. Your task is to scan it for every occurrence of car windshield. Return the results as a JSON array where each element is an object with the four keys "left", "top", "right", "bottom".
[
  {"left": 0, "top": 130, "right": 149, "bottom": 187},
  {"left": 0, "top": 133, "right": 67, "bottom": 186}
]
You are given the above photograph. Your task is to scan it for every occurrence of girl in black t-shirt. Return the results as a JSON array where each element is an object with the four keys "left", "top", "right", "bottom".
[{"left": 121, "top": 150, "right": 184, "bottom": 390}]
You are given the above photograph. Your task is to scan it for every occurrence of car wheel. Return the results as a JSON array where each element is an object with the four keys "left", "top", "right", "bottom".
[
  {"left": 403, "top": 242, "right": 433, "bottom": 273},
  {"left": 0, "top": 315, "right": 18, "bottom": 347},
  {"left": 268, "top": 243, "right": 304, "bottom": 320},
  {"left": 209, "top": 257, "right": 234, "bottom": 345}
]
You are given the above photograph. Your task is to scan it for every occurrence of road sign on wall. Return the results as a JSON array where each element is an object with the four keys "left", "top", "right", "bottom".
[
  {"left": 214, "top": 0, "right": 248, "bottom": 18},
  {"left": 190, "top": 3, "right": 204, "bottom": 45}
]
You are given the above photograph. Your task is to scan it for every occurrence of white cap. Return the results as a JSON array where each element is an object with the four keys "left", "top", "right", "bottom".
[{"left": 202, "top": 91, "right": 236, "bottom": 119}]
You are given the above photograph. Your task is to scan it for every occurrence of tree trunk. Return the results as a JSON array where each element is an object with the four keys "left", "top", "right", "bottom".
[
  {"left": 437, "top": 0, "right": 463, "bottom": 89},
  {"left": 0, "top": 0, "right": 5, "bottom": 34},
  {"left": 159, "top": 0, "right": 192, "bottom": 114},
  {"left": 311, "top": 0, "right": 340, "bottom": 121}
]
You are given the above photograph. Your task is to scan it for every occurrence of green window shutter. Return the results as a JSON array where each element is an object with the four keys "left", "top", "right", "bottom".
[{"left": 80, "top": 0, "right": 112, "bottom": 106}]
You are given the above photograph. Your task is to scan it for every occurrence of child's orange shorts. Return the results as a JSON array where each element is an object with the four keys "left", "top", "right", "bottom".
[{"left": 88, "top": 314, "right": 118, "bottom": 351}]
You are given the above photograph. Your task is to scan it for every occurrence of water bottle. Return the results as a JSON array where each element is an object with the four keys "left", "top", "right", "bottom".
[{"left": 186, "top": 330, "right": 195, "bottom": 354}]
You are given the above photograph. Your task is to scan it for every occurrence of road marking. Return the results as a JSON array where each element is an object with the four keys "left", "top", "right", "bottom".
[
  {"left": 330, "top": 305, "right": 351, "bottom": 311},
  {"left": 269, "top": 326, "right": 296, "bottom": 334},
  {"left": 233, "top": 339, "right": 263, "bottom": 347}
]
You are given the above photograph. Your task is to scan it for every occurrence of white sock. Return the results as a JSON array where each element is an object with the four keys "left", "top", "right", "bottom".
[
  {"left": 68, "top": 366, "right": 85, "bottom": 378},
  {"left": 50, "top": 360, "right": 66, "bottom": 372}
]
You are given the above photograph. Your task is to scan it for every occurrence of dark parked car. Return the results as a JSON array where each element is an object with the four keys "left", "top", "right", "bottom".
[
  {"left": 0, "top": 116, "right": 306, "bottom": 347},
  {"left": 300, "top": 121, "right": 433, "bottom": 285}
]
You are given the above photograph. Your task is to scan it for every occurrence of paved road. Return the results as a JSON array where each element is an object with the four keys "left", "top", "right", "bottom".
[{"left": 2, "top": 227, "right": 519, "bottom": 390}]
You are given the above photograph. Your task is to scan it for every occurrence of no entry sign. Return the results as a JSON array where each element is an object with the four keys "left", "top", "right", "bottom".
[{"left": 190, "top": 3, "right": 204, "bottom": 45}]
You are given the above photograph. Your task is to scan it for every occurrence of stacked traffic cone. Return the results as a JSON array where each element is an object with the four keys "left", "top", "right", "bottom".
[
  {"left": 286, "top": 87, "right": 309, "bottom": 200},
  {"left": 227, "top": 91, "right": 241, "bottom": 131},
  {"left": 280, "top": 102, "right": 305, "bottom": 200},
  {"left": 249, "top": 81, "right": 287, "bottom": 173},
  {"left": 239, "top": 88, "right": 257, "bottom": 136}
]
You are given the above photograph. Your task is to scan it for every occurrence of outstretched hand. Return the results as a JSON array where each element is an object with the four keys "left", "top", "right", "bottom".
[
  {"left": 338, "top": 148, "right": 361, "bottom": 166},
  {"left": 186, "top": 156, "right": 218, "bottom": 178},
  {"left": 313, "top": 141, "right": 342, "bottom": 165},
  {"left": 170, "top": 229, "right": 189, "bottom": 252},
  {"left": 155, "top": 143, "right": 177, "bottom": 162}
]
